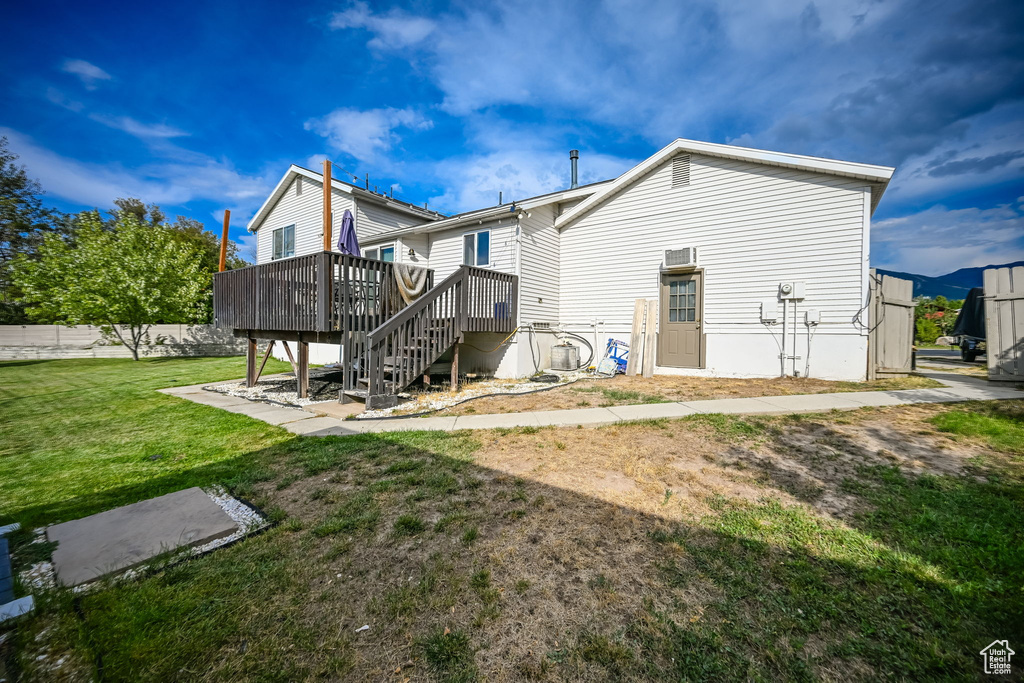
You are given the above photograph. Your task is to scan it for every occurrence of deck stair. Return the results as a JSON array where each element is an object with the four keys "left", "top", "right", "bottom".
[
  {"left": 362, "top": 265, "right": 515, "bottom": 409},
  {"left": 213, "top": 253, "right": 516, "bottom": 409}
]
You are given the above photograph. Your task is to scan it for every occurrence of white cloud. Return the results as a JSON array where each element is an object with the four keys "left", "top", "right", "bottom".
[
  {"left": 88, "top": 114, "right": 189, "bottom": 140},
  {"left": 425, "top": 146, "right": 634, "bottom": 214},
  {"left": 61, "top": 59, "right": 112, "bottom": 90},
  {"left": 304, "top": 107, "right": 432, "bottom": 162},
  {"left": 45, "top": 87, "right": 84, "bottom": 112},
  {"left": 329, "top": 1, "right": 436, "bottom": 49},
  {"left": 873, "top": 202, "right": 1024, "bottom": 275},
  {"left": 0, "top": 127, "right": 273, "bottom": 215}
]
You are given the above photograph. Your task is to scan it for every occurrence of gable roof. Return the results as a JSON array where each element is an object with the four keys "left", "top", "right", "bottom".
[
  {"left": 554, "top": 138, "right": 896, "bottom": 230},
  {"left": 247, "top": 165, "right": 444, "bottom": 232}
]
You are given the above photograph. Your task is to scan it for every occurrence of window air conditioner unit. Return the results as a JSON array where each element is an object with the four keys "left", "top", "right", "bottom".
[{"left": 664, "top": 247, "right": 697, "bottom": 268}]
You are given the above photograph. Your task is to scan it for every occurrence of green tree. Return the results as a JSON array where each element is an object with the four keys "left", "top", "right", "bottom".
[
  {"left": 12, "top": 210, "right": 209, "bottom": 360},
  {"left": 0, "top": 137, "right": 61, "bottom": 323}
]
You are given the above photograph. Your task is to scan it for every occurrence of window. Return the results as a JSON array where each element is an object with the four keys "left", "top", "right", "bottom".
[
  {"left": 365, "top": 244, "right": 395, "bottom": 262},
  {"left": 668, "top": 279, "right": 696, "bottom": 322},
  {"left": 463, "top": 230, "right": 490, "bottom": 267},
  {"left": 272, "top": 225, "right": 295, "bottom": 260}
]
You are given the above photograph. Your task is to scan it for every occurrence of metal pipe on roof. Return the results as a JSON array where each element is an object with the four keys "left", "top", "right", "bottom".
[{"left": 570, "top": 149, "right": 579, "bottom": 189}]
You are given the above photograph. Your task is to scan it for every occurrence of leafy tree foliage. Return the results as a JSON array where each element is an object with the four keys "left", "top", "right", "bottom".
[
  {"left": 914, "top": 295, "right": 964, "bottom": 344},
  {"left": 0, "top": 137, "right": 62, "bottom": 323},
  {"left": 12, "top": 211, "right": 209, "bottom": 360}
]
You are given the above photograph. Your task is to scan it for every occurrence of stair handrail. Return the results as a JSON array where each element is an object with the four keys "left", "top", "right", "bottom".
[{"left": 366, "top": 266, "right": 469, "bottom": 343}]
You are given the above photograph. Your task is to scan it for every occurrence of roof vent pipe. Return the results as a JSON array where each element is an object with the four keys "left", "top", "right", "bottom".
[{"left": 569, "top": 149, "right": 579, "bottom": 189}]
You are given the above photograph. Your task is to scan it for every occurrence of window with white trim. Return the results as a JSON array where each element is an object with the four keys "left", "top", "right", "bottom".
[
  {"left": 463, "top": 230, "right": 490, "bottom": 267},
  {"left": 365, "top": 244, "right": 395, "bottom": 262},
  {"left": 272, "top": 225, "right": 295, "bottom": 260}
]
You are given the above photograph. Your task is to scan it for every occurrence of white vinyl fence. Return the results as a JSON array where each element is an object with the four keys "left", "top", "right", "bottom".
[
  {"left": 0, "top": 324, "right": 246, "bottom": 361},
  {"left": 984, "top": 266, "right": 1024, "bottom": 382}
]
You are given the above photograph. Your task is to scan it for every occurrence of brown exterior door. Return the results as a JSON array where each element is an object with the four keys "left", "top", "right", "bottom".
[{"left": 659, "top": 272, "right": 702, "bottom": 367}]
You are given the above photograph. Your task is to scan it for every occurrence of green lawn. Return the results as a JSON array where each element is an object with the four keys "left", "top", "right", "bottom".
[
  {"left": 1, "top": 358, "right": 1022, "bottom": 681},
  {"left": 0, "top": 357, "right": 292, "bottom": 530}
]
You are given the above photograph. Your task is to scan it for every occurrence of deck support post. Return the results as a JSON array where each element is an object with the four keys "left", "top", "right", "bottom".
[
  {"left": 254, "top": 340, "right": 275, "bottom": 385},
  {"left": 246, "top": 337, "right": 258, "bottom": 387},
  {"left": 451, "top": 342, "right": 460, "bottom": 392},
  {"left": 297, "top": 340, "right": 309, "bottom": 399}
]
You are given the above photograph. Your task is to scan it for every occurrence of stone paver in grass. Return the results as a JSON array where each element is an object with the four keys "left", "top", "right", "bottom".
[{"left": 47, "top": 487, "right": 238, "bottom": 587}]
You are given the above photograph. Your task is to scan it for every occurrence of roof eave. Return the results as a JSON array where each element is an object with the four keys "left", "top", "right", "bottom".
[{"left": 554, "top": 138, "right": 896, "bottom": 230}]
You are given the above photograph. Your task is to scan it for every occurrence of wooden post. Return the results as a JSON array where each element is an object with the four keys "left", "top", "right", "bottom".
[
  {"left": 297, "top": 340, "right": 309, "bottom": 399},
  {"left": 254, "top": 340, "right": 275, "bottom": 384},
  {"left": 323, "top": 160, "right": 333, "bottom": 252},
  {"left": 280, "top": 340, "right": 299, "bottom": 376},
  {"left": 218, "top": 209, "right": 231, "bottom": 272},
  {"left": 451, "top": 342, "right": 460, "bottom": 392},
  {"left": 642, "top": 299, "right": 657, "bottom": 378},
  {"left": 246, "top": 337, "right": 258, "bottom": 387}
]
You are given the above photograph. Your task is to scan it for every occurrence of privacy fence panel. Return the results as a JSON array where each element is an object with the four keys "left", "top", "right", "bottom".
[
  {"left": 868, "top": 269, "right": 915, "bottom": 379},
  {"left": 984, "top": 266, "right": 1024, "bottom": 382}
]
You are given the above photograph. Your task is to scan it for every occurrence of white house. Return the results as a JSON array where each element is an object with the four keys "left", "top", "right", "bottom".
[{"left": 245, "top": 139, "right": 894, "bottom": 383}]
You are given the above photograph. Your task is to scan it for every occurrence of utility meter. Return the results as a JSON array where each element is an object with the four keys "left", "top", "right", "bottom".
[{"left": 778, "top": 282, "right": 806, "bottom": 300}]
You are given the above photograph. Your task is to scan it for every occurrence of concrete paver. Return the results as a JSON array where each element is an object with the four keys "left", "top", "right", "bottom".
[
  {"left": 532, "top": 407, "right": 620, "bottom": 427},
  {"left": 283, "top": 416, "right": 350, "bottom": 435},
  {"left": 235, "top": 405, "right": 315, "bottom": 425},
  {"left": 679, "top": 397, "right": 781, "bottom": 414},
  {"left": 47, "top": 487, "right": 236, "bottom": 587},
  {"left": 453, "top": 412, "right": 543, "bottom": 430},
  {"left": 607, "top": 402, "right": 698, "bottom": 421},
  {"left": 753, "top": 393, "right": 867, "bottom": 412}
]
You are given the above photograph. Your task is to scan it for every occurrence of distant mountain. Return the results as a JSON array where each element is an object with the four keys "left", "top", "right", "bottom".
[{"left": 875, "top": 261, "right": 1024, "bottom": 300}]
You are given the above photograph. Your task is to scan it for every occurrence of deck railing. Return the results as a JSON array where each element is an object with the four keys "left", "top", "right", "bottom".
[
  {"left": 213, "top": 252, "right": 432, "bottom": 334},
  {"left": 364, "top": 266, "right": 517, "bottom": 407}
]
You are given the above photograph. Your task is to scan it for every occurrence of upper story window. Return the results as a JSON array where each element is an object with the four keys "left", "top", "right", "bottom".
[
  {"left": 365, "top": 244, "right": 395, "bottom": 262},
  {"left": 272, "top": 225, "right": 295, "bottom": 260},
  {"left": 463, "top": 230, "right": 490, "bottom": 267}
]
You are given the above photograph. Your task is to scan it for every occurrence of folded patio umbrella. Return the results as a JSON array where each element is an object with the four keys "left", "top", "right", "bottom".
[{"left": 337, "top": 209, "right": 360, "bottom": 256}]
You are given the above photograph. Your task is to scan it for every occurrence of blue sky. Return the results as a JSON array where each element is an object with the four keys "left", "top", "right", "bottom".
[{"left": 2, "top": 0, "right": 1022, "bottom": 275}]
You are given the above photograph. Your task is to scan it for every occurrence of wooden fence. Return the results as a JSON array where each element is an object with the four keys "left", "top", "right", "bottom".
[
  {"left": 984, "top": 266, "right": 1024, "bottom": 382},
  {"left": 868, "top": 269, "right": 915, "bottom": 380}
]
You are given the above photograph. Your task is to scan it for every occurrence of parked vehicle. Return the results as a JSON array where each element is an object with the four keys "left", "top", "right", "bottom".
[{"left": 950, "top": 287, "right": 986, "bottom": 362}]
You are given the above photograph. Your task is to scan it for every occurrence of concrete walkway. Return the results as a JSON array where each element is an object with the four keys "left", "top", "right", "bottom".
[{"left": 159, "top": 371, "right": 1021, "bottom": 437}]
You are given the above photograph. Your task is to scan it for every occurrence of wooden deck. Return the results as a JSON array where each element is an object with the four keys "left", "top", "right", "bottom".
[{"left": 213, "top": 252, "right": 518, "bottom": 406}]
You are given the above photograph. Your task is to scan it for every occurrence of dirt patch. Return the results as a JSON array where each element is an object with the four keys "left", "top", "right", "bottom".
[{"left": 436, "top": 374, "right": 942, "bottom": 416}]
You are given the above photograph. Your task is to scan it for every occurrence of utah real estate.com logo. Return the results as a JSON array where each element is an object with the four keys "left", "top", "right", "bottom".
[{"left": 980, "top": 640, "right": 1014, "bottom": 676}]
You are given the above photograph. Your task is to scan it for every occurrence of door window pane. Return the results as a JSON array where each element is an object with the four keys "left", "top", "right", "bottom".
[
  {"left": 464, "top": 234, "right": 475, "bottom": 265},
  {"left": 668, "top": 279, "right": 696, "bottom": 322}
]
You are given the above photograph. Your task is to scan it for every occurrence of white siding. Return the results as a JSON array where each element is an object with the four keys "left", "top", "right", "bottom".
[
  {"left": 519, "top": 204, "right": 559, "bottom": 323},
  {"left": 559, "top": 154, "right": 869, "bottom": 335},
  {"left": 256, "top": 179, "right": 353, "bottom": 264},
  {"left": 424, "top": 217, "right": 517, "bottom": 280},
  {"left": 400, "top": 232, "right": 429, "bottom": 266},
  {"left": 355, "top": 198, "right": 424, "bottom": 240},
  {"left": 558, "top": 153, "right": 871, "bottom": 380}
]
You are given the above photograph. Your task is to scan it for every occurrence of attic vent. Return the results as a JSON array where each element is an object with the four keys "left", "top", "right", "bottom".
[
  {"left": 295, "top": 178, "right": 302, "bottom": 196},
  {"left": 672, "top": 154, "right": 691, "bottom": 188}
]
